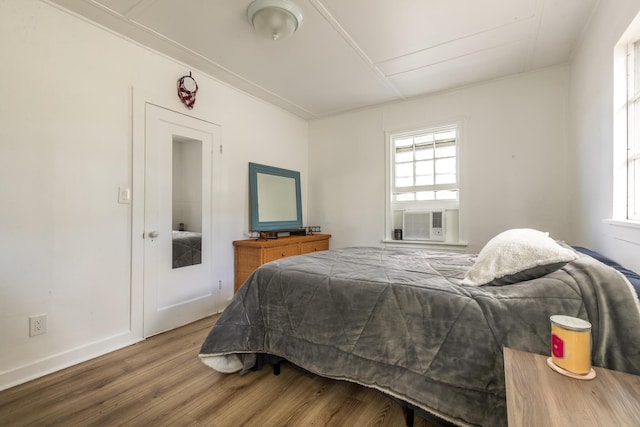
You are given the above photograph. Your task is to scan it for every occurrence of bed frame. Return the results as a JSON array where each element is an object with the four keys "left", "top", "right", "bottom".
[{"left": 255, "top": 354, "right": 457, "bottom": 427}]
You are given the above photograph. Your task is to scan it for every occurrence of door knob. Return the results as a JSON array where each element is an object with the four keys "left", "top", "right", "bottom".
[{"left": 148, "top": 230, "right": 160, "bottom": 238}]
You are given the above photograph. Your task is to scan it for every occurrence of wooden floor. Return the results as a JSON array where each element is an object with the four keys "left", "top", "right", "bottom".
[{"left": 0, "top": 315, "right": 439, "bottom": 427}]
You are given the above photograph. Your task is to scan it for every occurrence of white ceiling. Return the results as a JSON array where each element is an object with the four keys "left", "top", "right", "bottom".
[{"left": 47, "top": 0, "right": 599, "bottom": 119}]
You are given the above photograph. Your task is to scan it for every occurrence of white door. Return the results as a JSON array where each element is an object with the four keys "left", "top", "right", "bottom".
[{"left": 144, "top": 104, "right": 220, "bottom": 337}]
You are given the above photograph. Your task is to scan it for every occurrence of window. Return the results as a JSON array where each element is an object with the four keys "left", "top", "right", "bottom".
[
  {"left": 391, "top": 125, "right": 458, "bottom": 203},
  {"left": 386, "top": 123, "right": 461, "bottom": 243},
  {"left": 628, "top": 41, "right": 640, "bottom": 221}
]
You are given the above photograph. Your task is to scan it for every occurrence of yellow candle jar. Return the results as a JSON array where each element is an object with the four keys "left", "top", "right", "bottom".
[{"left": 550, "top": 315, "right": 592, "bottom": 374}]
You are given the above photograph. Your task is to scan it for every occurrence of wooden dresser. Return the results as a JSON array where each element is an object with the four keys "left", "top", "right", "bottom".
[{"left": 233, "top": 234, "right": 331, "bottom": 291}]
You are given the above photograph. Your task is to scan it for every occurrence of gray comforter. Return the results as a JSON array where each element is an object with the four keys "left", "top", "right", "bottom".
[
  {"left": 172, "top": 231, "right": 202, "bottom": 268},
  {"left": 199, "top": 247, "right": 640, "bottom": 426}
]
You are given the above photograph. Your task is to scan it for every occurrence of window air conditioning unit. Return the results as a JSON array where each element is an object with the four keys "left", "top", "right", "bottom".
[{"left": 402, "top": 210, "right": 445, "bottom": 241}]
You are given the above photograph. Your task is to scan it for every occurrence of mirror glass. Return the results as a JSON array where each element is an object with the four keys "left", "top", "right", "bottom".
[
  {"left": 256, "top": 173, "right": 298, "bottom": 221},
  {"left": 249, "top": 162, "right": 302, "bottom": 231},
  {"left": 172, "top": 135, "right": 202, "bottom": 268}
]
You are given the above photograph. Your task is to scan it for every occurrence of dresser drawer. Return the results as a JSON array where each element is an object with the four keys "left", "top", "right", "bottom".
[
  {"left": 264, "top": 244, "right": 300, "bottom": 262},
  {"left": 301, "top": 240, "right": 329, "bottom": 254}
]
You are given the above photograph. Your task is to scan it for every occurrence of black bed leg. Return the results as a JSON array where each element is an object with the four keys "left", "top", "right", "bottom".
[
  {"left": 405, "top": 407, "right": 414, "bottom": 427},
  {"left": 272, "top": 361, "right": 281, "bottom": 376}
]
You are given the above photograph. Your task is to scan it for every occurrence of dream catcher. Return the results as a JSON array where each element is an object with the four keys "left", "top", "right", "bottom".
[{"left": 177, "top": 72, "right": 198, "bottom": 109}]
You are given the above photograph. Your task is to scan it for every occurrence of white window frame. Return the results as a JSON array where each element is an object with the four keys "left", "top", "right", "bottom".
[
  {"left": 612, "top": 15, "right": 640, "bottom": 227},
  {"left": 628, "top": 41, "right": 640, "bottom": 221},
  {"left": 385, "top": 121, "right": 461, "bottom": 242}
]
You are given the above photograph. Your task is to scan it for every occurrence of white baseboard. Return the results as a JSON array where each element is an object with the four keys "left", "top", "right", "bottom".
[{"left": 0, "top": 330, "right": 143, "bottom": 391}]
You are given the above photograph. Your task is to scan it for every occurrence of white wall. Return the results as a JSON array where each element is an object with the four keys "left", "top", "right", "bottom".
[
  {"left": 569, "top": 0, "right": 640, "bottom": 273},
  {"left": 309, "top": 66, "right": 571, "bottom": 253},
  {"left": 0, "top": 0, "right": 307, "bottom": 390}
]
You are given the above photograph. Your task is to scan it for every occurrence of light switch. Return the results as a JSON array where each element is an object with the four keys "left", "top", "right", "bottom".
[{"left": 118, "top": 187, "right": 131, "bottom": 204}]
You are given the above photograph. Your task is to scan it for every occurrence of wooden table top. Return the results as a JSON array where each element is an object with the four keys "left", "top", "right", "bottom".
[{"left": 504, "top": 347, "right": 640, "bottom": 426}]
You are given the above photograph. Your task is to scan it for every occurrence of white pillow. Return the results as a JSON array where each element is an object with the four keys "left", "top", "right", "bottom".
[{"left": 461, "top": 228, "right": 578, "bottom": 286}]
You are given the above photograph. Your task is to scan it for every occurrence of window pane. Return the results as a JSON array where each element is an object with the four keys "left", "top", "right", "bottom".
[
  {"left": 636, "top": 42, "right": 640, "bottom": 94},
  {"left": 395, "top": 137, "right": 414, "bottom": 148},
  {"left": 435, "top": 130, "right": 456, "bottom": 141},
  {"left": 415, "top": 146, "right": 433, "bottom": 160},
  {"left": 436, "top": 190, "right": 458, "bottom": 200},
  {"left": 395, "top": 150, "right": 414, "bottom": 163},
  {"left": 414, "top": 134, "right": 434, "bottom": 144},
  {"left": 435, "top": 158, "right": 456, "bottom": 174},
  {"left": 634, "top": 99, "right": 640, "bottom": 154},
  {"left": 416, "top": 191, "right": 435, "bottom": 200},
  {"left": 395, "top": 162, "right": 413, "bottom": 178},
  {"left": 633, "top": 158, "right": 639, "bottom": 210},
  {"left": 435, "top": 174, "right": 456, "bottom": 185},
  {"left": 396, "top": 177, "right": 413, "bottom": 187},
  {"left": 435, "top": 145, "right": 456, "bottom": 158},
  {"left": 415, "top": 175, "right": 434, "bottom": 186},
  {"left": 415, "top": 160, "right": 433, "bottom": 175}
]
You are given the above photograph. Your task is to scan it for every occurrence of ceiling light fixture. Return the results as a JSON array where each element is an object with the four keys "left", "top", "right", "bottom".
[{"left": 247, "top": 0, "right": 304, "bottom": 41}]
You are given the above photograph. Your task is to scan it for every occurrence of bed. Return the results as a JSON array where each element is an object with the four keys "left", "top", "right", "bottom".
[
  {"left": 172, "top": 230, "right": 201, "bottom": 268},
  {"left": 199, "top": 229, "right": 640, "bottom": 426}
]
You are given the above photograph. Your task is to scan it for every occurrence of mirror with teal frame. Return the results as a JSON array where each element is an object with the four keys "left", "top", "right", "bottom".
[{"left": 249, "top": 162, "right": 303, "bottom": 232}]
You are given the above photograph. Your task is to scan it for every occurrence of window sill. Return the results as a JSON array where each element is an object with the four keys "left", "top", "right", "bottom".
[
  {"left": 382, "top": 239, "right": 468, "bottom": 253},
  {"left": 603, "top": 219, "right": 640, "bottom": 230}
]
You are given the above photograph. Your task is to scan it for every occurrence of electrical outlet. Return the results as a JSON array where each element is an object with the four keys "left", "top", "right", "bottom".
[{"left": 29, "top": 314, "right": 47, "bottom": 337}]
